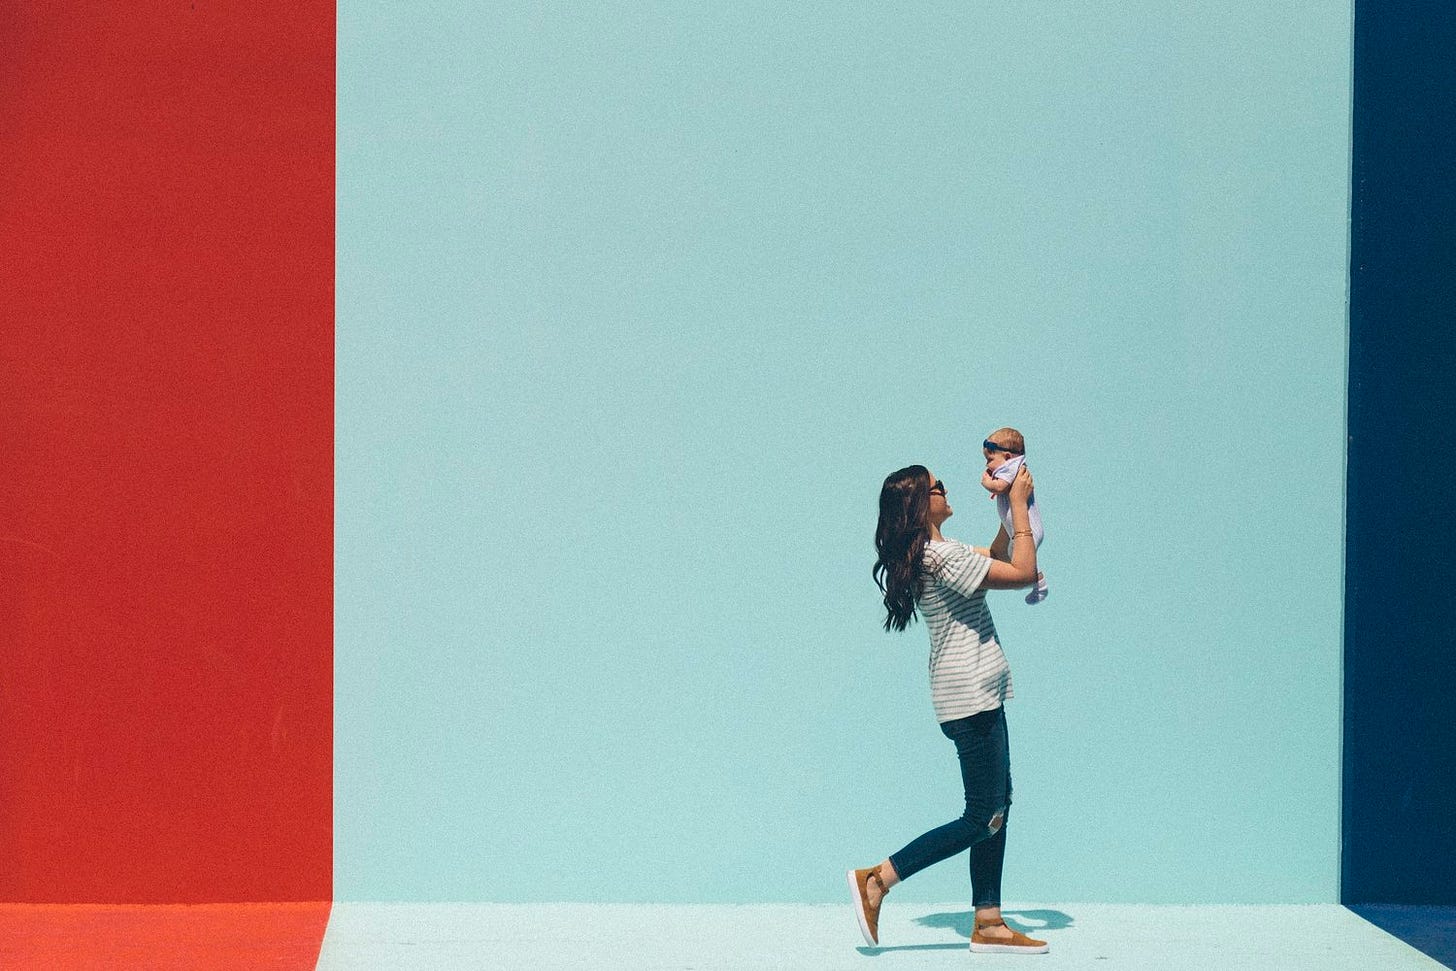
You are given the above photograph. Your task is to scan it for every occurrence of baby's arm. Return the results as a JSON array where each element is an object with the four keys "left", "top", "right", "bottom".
[{"left": 981, "top": 469, "right": 1012, "bottom": 494}]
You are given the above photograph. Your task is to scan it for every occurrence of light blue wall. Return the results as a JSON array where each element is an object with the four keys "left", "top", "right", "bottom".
[{"left": 337, "top": 2, "right": 1350, "bottom": 903}]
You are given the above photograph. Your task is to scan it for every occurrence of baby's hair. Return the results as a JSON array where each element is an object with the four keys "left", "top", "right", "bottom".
[{"left": 985, "top": 427, "right": 1026, "bottom": 454}]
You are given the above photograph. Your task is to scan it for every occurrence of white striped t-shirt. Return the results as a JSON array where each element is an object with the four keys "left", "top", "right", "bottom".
[{"left": 918, "top": 538, "right": 1013, "bottom": 723}]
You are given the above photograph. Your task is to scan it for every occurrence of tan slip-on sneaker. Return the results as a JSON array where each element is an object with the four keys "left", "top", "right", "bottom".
[
  {"left": 846, "top": 866, "right": 886, "bottom": 945},
  {"left": 970, "top": 917, "right": 1049, "bottom": 954}
]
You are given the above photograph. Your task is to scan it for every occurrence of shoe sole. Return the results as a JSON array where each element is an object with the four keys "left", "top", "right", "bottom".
[
  {"left": 844, "top": 869, "right": 877, "bottom": 946},
  {"left": 970, "top": 941, "right": 1050, "bottom": 954}
]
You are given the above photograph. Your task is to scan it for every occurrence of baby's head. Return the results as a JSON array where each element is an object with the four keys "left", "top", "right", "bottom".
[{"left": 982, "top": 427, "right": 1026, "bottom": 469}]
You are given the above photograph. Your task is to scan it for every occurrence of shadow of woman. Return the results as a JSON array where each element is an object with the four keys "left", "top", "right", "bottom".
[
  {"left": 916, "top": 906, "right": 1074, "bottom": 939},
  {"left": 855, "top": 908, "right": 1074, "bottom": 955}
]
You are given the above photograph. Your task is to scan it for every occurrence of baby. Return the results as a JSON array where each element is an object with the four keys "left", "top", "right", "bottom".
[{"left": 980, "top": 427, "right": 1048, "bottom": 605}]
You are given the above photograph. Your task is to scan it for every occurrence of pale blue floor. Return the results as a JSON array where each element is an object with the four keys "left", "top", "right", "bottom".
[{"left": 316, "top": 903, "right": 1448, "bottom": 970}]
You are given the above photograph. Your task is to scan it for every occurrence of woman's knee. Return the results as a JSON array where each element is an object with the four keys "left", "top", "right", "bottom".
[{"left": 962, "top": 801, "right": 1009, "bottom": 837}]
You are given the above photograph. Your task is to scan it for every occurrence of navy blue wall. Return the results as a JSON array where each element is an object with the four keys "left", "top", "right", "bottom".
[{"left": 1344, "top": 0, "right": 1456, "bottom": 905}]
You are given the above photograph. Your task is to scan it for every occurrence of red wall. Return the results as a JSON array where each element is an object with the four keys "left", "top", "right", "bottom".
[{"left": 1, "top": 0, "right": 332, "bottom": 902}]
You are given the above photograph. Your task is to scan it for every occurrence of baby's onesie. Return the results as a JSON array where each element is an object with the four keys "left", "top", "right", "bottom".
[{"left": 991, "top": 454, "right": 1049, "bottom": 604}]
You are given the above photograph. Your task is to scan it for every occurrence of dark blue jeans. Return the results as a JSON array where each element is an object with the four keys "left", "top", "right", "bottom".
[{"left": 888, "top": 705, "right": 1013, "bottom": 908}]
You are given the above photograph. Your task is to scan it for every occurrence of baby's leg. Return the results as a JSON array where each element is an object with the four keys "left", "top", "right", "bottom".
[{"left": 1025, "top": 502, "right": 1047, "bottom": 604}]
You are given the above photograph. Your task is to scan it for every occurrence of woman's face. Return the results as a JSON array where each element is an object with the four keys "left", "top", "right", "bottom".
[{"left": 927, "top": 472, "right": 952, "bottom": 525}]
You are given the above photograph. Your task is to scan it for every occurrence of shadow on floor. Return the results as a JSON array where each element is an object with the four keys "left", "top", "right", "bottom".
[
  {"left": 1347, "top": 905, "right": 1456, "bottom": 970},
  {"left": 915, "top": 907, "right": 1074, "bottom": 938},
  {"left": 856, "top": 942, "right": 966, "bottom": 956},
  {"left": 856, "top": 907, "right": 1073, "bottom": 955}
]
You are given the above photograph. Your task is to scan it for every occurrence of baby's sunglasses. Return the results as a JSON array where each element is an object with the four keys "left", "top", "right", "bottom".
[{"left": 982, "top": 439, "right": 1024, "bottom": 455}]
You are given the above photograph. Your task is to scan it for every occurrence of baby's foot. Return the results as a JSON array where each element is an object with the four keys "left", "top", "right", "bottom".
[{"left": 1025, "top": 572, "right": 1048, "bottom": 605}]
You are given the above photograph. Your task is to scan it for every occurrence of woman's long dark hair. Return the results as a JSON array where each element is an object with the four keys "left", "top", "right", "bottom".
[{"left": 874, "top": 465, "right": 932, "bottom": 632}]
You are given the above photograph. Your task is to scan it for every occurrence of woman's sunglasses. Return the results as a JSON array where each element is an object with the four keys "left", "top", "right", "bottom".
[{"left": 929, "top": 482, "right": 947, "bottom": 497}]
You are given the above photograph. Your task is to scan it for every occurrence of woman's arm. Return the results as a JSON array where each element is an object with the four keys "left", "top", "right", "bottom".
[
  {"left": 980, "top": 468, "right": 1037, "bottom": 589},
  {"left": 988, "top": 525, "right": 1010, "bottom": 562},
  {"left": 972, "top": 526, "right": 1010, "bottom": 560}
]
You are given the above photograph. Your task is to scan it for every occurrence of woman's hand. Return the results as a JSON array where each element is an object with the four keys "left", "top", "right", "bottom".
[{"left": 1009, "top": 465, "right": 1034, "bottom": 504}]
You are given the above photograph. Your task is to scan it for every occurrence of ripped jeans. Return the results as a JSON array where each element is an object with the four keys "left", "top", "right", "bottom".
[{"left": 888, "top": 705, "right": 1013, "bottom": 908}]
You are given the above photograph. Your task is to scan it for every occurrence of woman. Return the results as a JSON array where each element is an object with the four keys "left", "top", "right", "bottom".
[{"left": 847, "top": 464, "right": 1049, "bottom": 955}]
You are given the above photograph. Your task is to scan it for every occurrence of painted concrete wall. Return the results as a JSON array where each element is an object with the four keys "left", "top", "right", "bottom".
[
  {"left": 337, "top": 1, "right": 1351, "bottom": 903},
  {"left": 2, "top": 0, "right": 334, "bottom": 903},
  {"left": 1344, "top": 0, "right": 1456, "bottom": 906}
]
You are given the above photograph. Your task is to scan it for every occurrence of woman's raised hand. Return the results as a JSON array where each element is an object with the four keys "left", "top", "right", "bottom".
[{"left": 1010, "top": 465, "right": 1034, "bottom": 504}]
